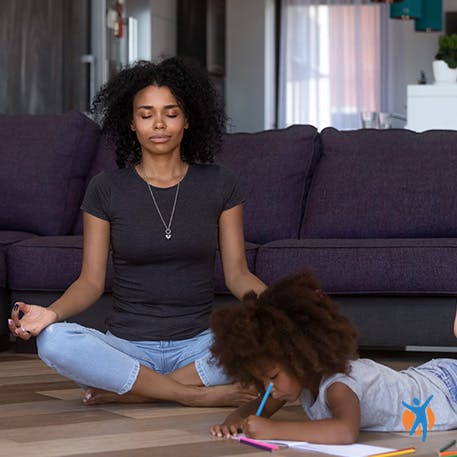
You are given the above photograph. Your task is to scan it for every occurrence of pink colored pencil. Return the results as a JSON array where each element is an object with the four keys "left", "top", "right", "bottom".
[{"left": 239, "top": 436, "right": 279, "bottom": 452}]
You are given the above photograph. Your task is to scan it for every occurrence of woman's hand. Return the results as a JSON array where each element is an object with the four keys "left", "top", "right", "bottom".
[
  {"left": 8, "top": 302, "right": 58, "bottom": 340},
  {"left": 210, "top": 413, "right": 245, "bottom": 437},
  {"left": 243, "top": 415, "right": 275, "bottom": 440}
]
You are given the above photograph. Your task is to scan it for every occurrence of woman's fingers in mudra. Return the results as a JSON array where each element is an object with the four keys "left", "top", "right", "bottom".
[{"left": 8, "top": 318, "right": 32, "bottom": 340}]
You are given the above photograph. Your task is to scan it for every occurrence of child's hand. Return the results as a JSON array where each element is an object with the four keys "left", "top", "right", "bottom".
[
  {"left": 210, "top": 414, "right": 244, "bottom": 437},
  {"left": 243, "top": 415, "right": 274, "bottom": 439}
]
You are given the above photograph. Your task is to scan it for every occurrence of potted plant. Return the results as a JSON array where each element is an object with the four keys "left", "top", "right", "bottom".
[{"left": 433, "top": 34, "right": 457, "bottom": 84}]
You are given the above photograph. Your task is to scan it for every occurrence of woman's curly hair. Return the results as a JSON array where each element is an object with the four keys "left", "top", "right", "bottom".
[
  {"left": 91, "top": 57, "right": 226, "bottom": 168},
  {"left": 210, "top": 270, "right": 358, "bottom": 390}
]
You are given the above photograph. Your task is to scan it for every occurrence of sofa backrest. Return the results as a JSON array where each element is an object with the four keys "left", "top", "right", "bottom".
[
  {"left": 217, "top": 125, "right": 321, "bottom": 244},
  {"left": 301, "top": 127, "right": 457, "bottom": 238},
  {"left": 0, "top": 111, "right": 100, "bottom": 236},
  {"left": 71, "top": 133, "right": 117, "bottom": 234}
]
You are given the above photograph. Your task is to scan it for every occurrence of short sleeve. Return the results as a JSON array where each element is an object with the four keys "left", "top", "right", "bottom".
[
  {"left": 80, "top": 172, "right": 111, "bottom": 221},
  {"left": 219, "top": 166, "right": 244, "bottom": 211},
  {"left": 321, "top": 371, "right": 363, "bottom": 405}
]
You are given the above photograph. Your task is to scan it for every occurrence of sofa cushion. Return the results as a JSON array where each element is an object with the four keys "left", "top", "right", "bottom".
[
  {"left": 72, "top": 134, "right": 117, "bottom": 235},
  {"left": 0, "top": 230, "right": 37, "bottom": 247},
  {"left": 0, "top": 231, "right": 38, "bottom": 288},
  {"left": 301, "top": 128, "right": 457, "bottom": 238},
  {"left": 255, "top": 238, "right": 457, "bottom": 294},
  {"left": 7, "top": 235, "right": 258, "bottom": 293},
  {"left": 216, "top": 125, "right": 320, "bottom": 244},
  {"left": 7, "top": 236, "right": 254, "bottom": 295},
  {"left": 0, "top": 111, "right": 100, "bottom": 236},
  {"left": 7, "top": 236, "right": 113, "bottom": 292}
]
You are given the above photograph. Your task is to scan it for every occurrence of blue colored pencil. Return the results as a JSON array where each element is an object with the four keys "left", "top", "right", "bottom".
[{"left": 256, "top": 382, "right": 273, "bottom": 416}]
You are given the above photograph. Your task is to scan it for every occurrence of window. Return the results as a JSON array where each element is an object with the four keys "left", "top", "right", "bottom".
[{"left": 278, "top": 0, "right": 382, "bottom": 130}]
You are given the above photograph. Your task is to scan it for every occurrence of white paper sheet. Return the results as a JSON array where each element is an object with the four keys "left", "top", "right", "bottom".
[{"left": 264, "top": 439, "right": 394, "bottom": 457}]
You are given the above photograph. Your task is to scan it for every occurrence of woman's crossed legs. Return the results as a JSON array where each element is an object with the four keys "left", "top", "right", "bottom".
[{"left": 37, "top": 323, "right": 257, "bottom": 407}]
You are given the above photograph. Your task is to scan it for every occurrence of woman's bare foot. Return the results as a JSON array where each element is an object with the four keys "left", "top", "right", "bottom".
[
  {"left": 82, "top": 387, "right": 153, "bottom": 405},
  {"left": 183, "top": 383, "right": 259, "bottom": 407},
  {"left": 83, "top": 383, "right": 258, "bottom": 407}
]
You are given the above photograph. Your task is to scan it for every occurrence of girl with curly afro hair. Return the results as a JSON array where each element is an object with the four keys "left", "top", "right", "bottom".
[
  {"left": 210, "top": 270, "right": 457, "bottom": 444},
  {"left": 12, "top": 57, "right": 266, "bottom": 408}
]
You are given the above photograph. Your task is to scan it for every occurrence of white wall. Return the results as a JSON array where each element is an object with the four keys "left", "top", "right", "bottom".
[
  {"left": 225, "top": 0, "right": 276, "bottom": 132},
  {"left": 149, "top": 0, "right": 177, "bottom": 60}
]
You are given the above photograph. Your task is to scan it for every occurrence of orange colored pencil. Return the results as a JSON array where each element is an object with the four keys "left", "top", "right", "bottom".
[
  {"left": 439, "top": 451, "right": 457, "bottom": 457},
  {"left": 367, "top": 447, "right": 415, "bottom": 457}
]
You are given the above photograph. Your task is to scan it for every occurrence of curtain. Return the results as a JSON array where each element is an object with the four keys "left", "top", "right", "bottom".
[{"left": 278, "top": 0, "right": 384, "bottom": 130}]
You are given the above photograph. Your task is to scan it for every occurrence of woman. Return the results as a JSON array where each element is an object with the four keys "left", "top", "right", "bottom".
[{"left": 8, "top": 57, "right": 266, "bottom": 406}]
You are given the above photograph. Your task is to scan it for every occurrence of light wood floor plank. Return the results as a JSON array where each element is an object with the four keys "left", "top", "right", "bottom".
[
  {"left": 0, "top": 359, "right": 56, "bottom": 376},
  {"left": 36, "top": 388, "right": 84, "bottom": 401},
  {"left": 4, "top": 429, "right": 214, "bottom": 457}
]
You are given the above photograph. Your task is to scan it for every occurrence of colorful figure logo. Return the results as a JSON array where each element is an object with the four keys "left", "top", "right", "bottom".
[{"left": 401, "top": 395, "right": 434, "bottom": 442}]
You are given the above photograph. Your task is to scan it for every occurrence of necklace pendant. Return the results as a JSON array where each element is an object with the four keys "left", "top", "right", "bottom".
[{"left": 145, "top": 181, "right": 180, "bottom": 241}]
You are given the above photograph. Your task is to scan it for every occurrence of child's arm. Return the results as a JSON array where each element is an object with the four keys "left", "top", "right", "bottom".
[
  {"left": 210, "top": 397, "right": 286, "bottom": 437},
  {"left": 243, "top": 382, "right": 361, "bottom": 444}
]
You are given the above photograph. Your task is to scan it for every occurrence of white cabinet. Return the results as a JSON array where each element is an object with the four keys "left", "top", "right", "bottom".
[{"left": 406, "top": 84, "right": 457, "bottom": 131}]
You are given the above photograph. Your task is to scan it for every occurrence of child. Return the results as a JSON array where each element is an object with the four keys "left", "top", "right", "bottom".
[{"left": 209, "top": 270, "right": 457, "bottom": 444}]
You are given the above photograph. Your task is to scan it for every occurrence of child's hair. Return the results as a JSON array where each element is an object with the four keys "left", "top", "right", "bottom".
[
  {"left": 91, "top": 56, "right": 226, "bottom": 168},
  {"left": 210, "top": 270, "right": 358, "bottom": 390}
]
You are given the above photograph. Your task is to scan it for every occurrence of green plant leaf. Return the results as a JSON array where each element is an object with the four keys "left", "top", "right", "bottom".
[{"left": 436, "top": 34, "right": 457, "bottom": 68}]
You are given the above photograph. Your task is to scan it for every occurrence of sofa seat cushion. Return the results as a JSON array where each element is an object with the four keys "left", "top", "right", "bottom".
[
  {"left": 214, "top": 242, "right": 258, "bottom": 293},
  {"left": 0, "top": 230, "right": 37, "bottom": 247},
  {"left": 0, "top": 111, "right": 101, "bottom": 236},
  {"left": 7, "top": 236, "right": 114, "bottom": 291},
  {"left": 301, "top": 128, "right": 457, "bottom": 238},
  {"left": 0, "top": 231, "right": 37, "bottom": 288},
  {"left": 7, "top": 236, "right": 258, "bottom": 296},
  {"left": 255, "top": 238, "right": 457, "bottom": 294},
  {"left": 217, "top": 125, "right": 320, "bottom": 244}
]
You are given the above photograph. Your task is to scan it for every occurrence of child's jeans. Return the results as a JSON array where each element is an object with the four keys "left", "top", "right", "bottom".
[
  {"left": 417, "top": 359, "right": 457, "bottom": 403},
  {"left": 37, "top": 322, "right": 230, "bottom": 394}
]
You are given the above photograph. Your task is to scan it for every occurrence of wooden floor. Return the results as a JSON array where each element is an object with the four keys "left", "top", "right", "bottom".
[{"left": 1, "top": 350, "right": 456, "bottom": 457}]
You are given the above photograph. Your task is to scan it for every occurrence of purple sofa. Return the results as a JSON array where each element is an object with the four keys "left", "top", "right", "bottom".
[{"left": 2, "top": 112, "right": 457, "bottom": 352}]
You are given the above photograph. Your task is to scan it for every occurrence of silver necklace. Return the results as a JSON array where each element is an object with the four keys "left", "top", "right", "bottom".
[{"left": 146, "top": 182, "right": 180, "bottom": 240}]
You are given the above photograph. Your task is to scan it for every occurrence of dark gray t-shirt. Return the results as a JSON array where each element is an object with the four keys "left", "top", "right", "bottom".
[{"left": 81, "top": 164, "right": 243, "bottom": 341}]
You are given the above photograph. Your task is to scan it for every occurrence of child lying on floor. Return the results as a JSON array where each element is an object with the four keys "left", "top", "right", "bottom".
[{"left": 209, "top": 270, "right": 457, "bottom": 444}]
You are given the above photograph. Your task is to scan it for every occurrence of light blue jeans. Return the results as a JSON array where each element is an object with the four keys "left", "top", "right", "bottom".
[
  {"left": 417, "top": 359, "right": 457, "bottom": 403},
  {"left": 37, "top": 322, "right": 230, "bottom": 394}
]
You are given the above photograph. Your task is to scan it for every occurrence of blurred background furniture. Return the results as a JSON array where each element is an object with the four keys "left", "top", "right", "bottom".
[{"left": 406, "top": 84, "right": 457, "bottom": 131}]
